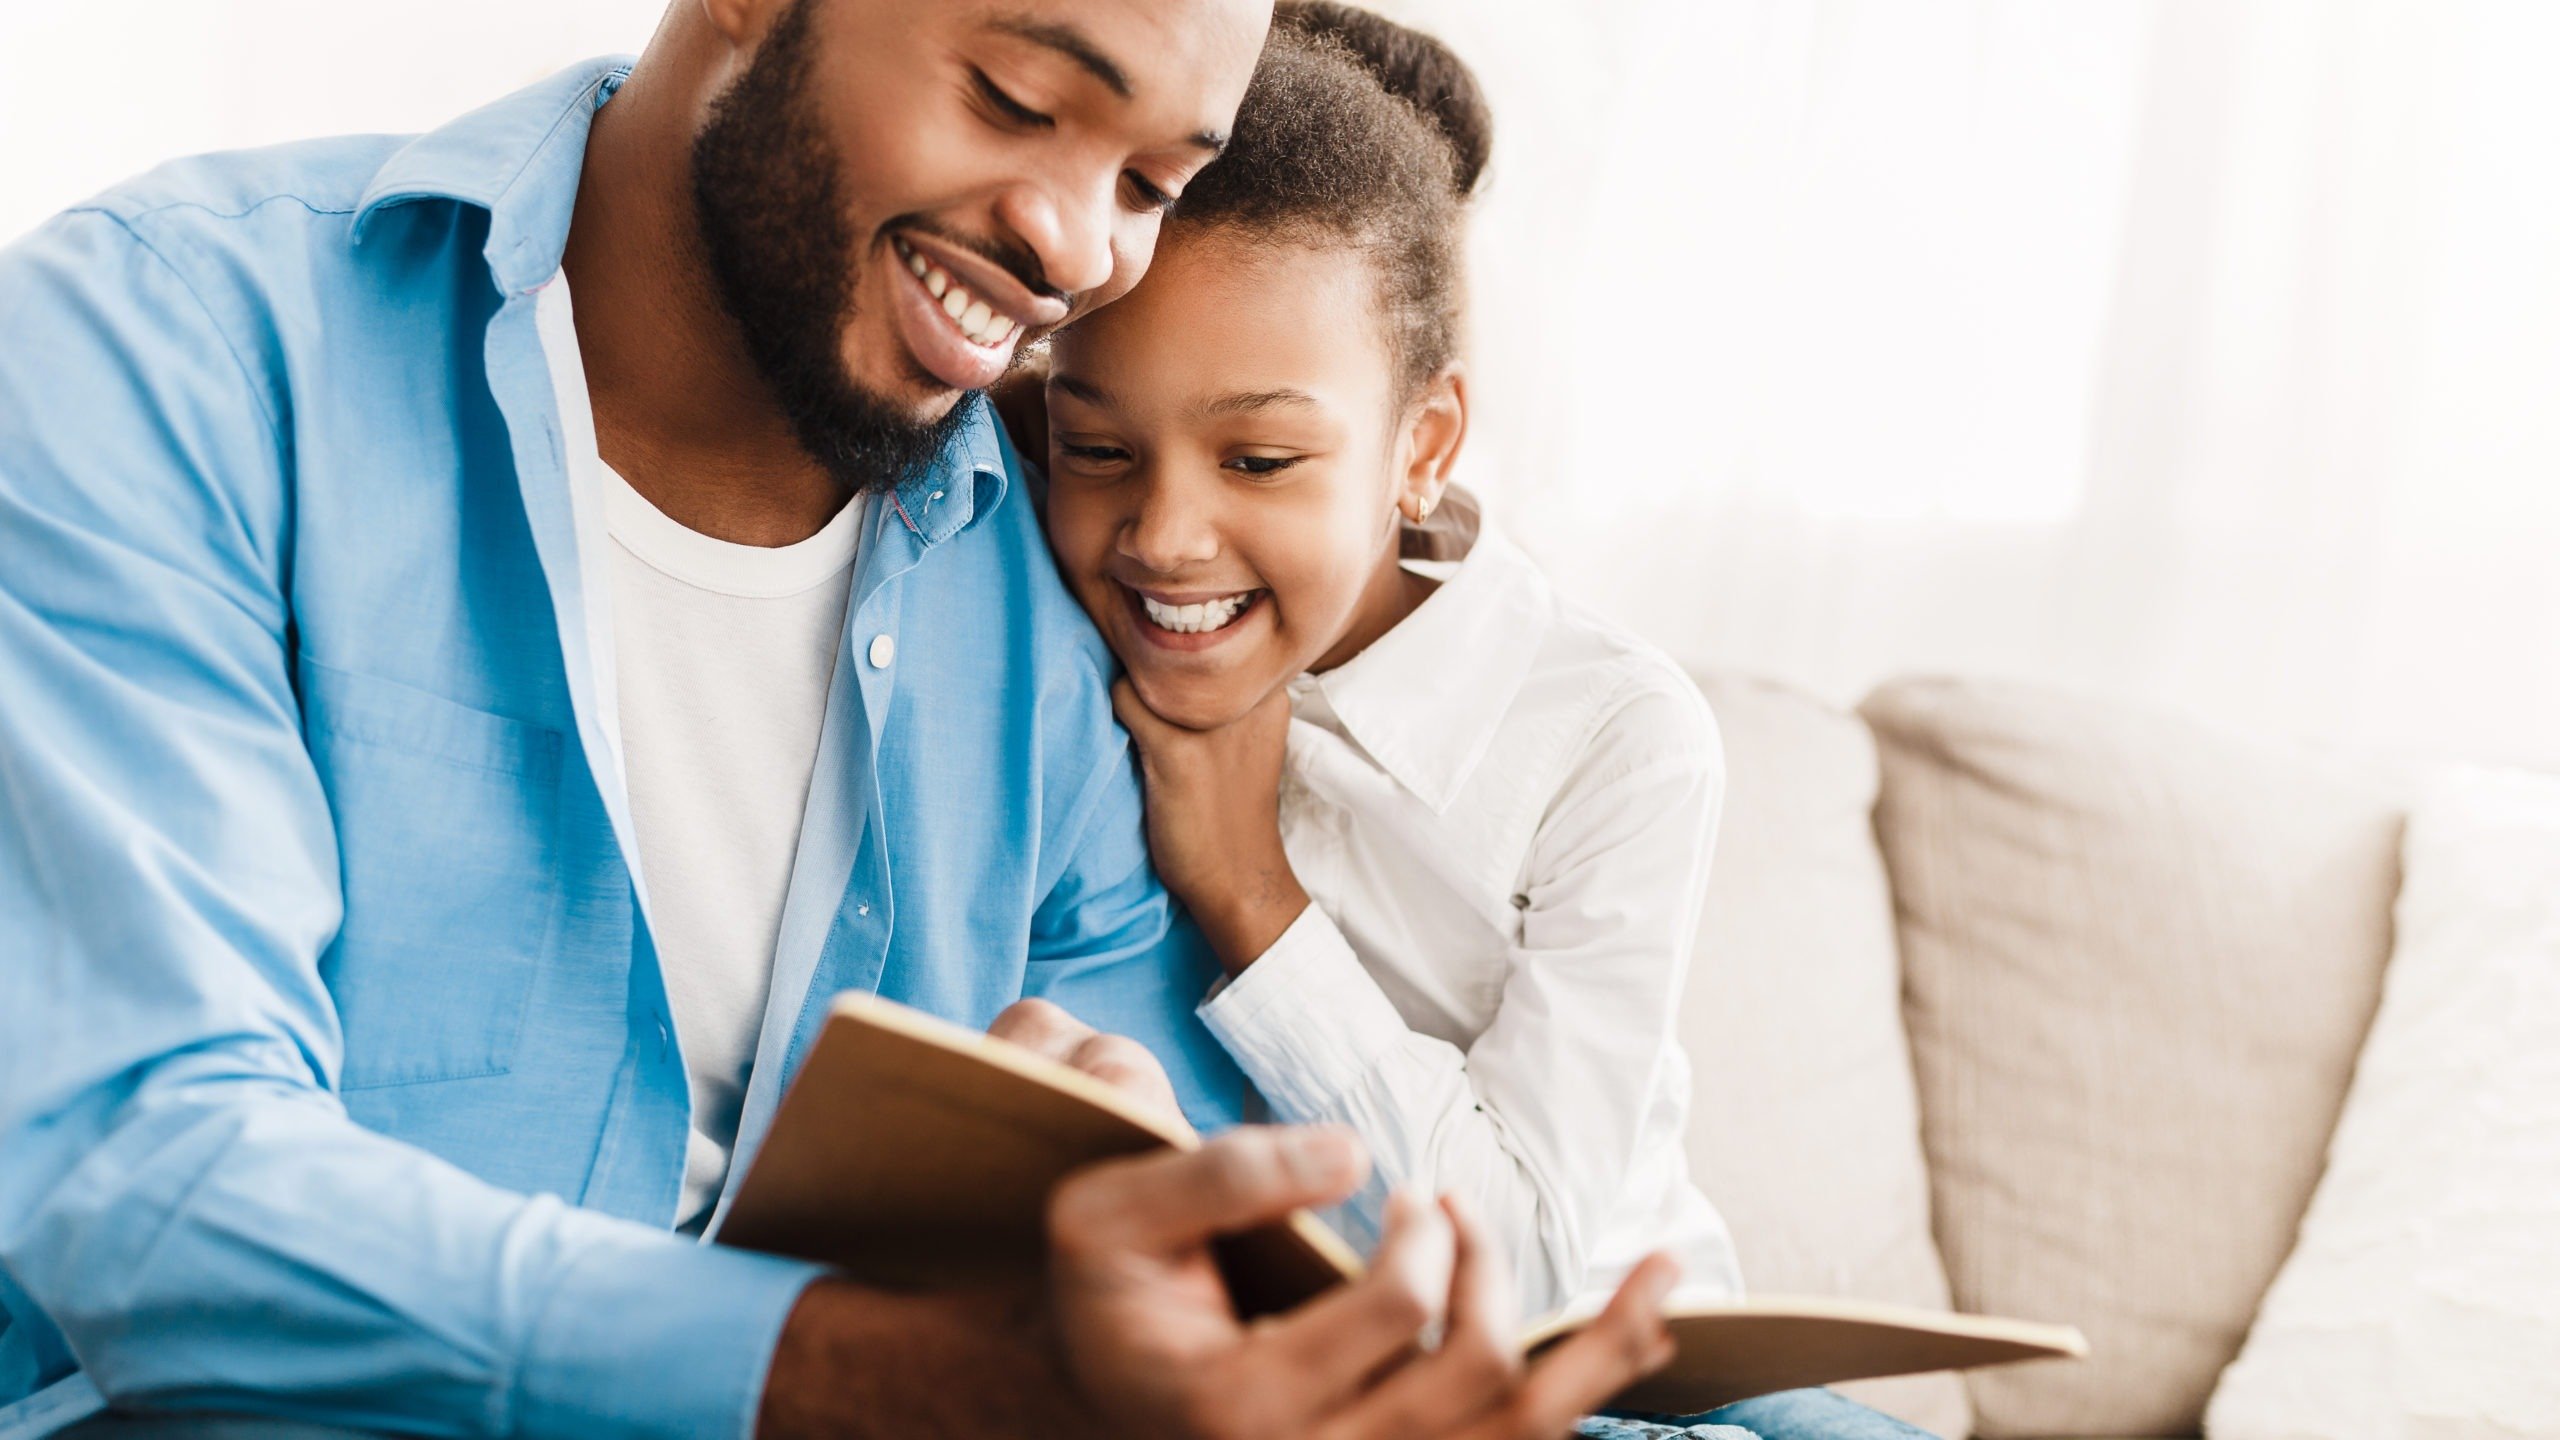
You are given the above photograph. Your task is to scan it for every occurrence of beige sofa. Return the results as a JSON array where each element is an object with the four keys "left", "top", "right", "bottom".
[{"left": 1676, "top": 672, "right": 2408, "bottom": 1440}]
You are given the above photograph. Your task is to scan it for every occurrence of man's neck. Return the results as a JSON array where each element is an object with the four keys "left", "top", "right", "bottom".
[{"left": 560, "top": 48, "right": 848, "bottom": 548}]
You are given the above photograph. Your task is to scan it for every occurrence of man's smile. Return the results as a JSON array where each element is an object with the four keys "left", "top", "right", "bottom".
[{"left": 887, "top": 231, "right": 1062, "bottom": 392}]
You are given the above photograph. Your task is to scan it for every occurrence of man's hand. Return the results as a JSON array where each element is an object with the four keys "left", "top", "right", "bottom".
[
  {"left": 759, "top": 1278, "right": 1113, "bottom": 1440},
  {"left": 989, "top": 996, "right": 1193, "bottom": 1136},
  {"left": 1050, "top": 1127, "right": 1683, "bottom": 1440},
  {"left": 759, "top": 1127, "right": 1677, "bottom": 1439},
  {"left": 1111, "top": 678, "right": 1310, "bottom": 973},
  {"left": 761, "top": 1013, "right": 1675, "bottom": 1438}
]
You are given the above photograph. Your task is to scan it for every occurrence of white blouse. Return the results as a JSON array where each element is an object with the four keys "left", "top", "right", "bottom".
[{"left": 1197, "top": 504, "right": 1744, "bottom": 1317}]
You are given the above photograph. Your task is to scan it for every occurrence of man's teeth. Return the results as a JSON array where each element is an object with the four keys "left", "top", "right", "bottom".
[
  {"left": 1141, "top": 592, "right": 1255, "bottom": 635},
  {"left": 898, "top": 239, "right": 1019, "bottom": 348}
]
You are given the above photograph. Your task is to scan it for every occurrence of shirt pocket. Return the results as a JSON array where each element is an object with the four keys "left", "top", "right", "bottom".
[{"left": 299, "top": 658, "right": 567, "bottom": 1090}]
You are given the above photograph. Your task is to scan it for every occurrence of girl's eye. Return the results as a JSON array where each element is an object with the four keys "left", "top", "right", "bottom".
[
  {"left": 1059, "top": 442, "right": 1131, "bottom": 466},
  {"left": 1225, "top": 455, "right": 1303, "bottom": 478},
  {"left": 971, "top": 69, "right": 1053, "bottom": 130},
  {"left": 1124, "top": 172, "right": 1176, "bottom": 213}
]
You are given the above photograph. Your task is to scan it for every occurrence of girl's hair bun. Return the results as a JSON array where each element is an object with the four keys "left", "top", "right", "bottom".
[{"left": 1277, "top": 0, "right": 1492, "bottom": 199}]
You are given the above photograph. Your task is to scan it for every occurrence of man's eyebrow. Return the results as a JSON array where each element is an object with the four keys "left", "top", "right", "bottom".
[
  {"left": 1199, "top": 388, "right": 1320, "bottom": 418},
  {"left": 984, "top": 14, "right": 1226, "bottom": 152},
  {"left": 1050, "top": 374, "right": 1120, "bottom": 408},
  {"left": 989, "top": 15, "right": 1133, "bottom": 100}
]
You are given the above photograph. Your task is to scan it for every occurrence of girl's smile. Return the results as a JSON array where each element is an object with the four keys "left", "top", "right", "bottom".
[
  {"left": 1119, "top": 583, "right": 1272, "bottom": 650},
  {"left": 1044, "top": 230, "right": 1462, "bottom": 731}
]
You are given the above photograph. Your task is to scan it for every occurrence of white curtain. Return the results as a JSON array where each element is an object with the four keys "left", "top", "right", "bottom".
[
  {"left": 7, "top": 1, "right": 2554, "bottom": 767},
  {"left": 1383, "top": 0, "right": 2560, "bottom": 769}
]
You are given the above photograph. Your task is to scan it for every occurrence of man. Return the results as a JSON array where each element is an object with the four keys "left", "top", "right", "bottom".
[{"left": 0, "top": 0, "right": 1676, "bottom": 1436}]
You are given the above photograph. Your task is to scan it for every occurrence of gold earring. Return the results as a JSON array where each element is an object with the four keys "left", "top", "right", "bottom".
[{"left": 1415, "top": 494, "right": 1436, "bottom": 522}]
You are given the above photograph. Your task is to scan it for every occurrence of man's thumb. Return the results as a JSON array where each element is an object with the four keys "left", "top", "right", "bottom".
[{"left": 1050, "top": 1126, "right": 1367, "bottom": 1261}]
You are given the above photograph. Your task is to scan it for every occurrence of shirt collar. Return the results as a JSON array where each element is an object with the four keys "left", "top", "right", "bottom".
[
  {"left": 882, "top": 394, "right": 1011, "bottom": 548},
  {"left": 1303, "top": 490, "right": 1551, "bottom": 814},
  {"left": 354, "top": 57, "right": 631, "bottom": 294},
  {"left": 362, "top": 57, "right": 1013, "bottom": 546}
]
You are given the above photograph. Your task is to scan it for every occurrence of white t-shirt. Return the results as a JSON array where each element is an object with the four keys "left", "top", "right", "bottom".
[
  {"left": 605, "top": 470, "right": 862, "bottom": 1232},
  {"left": 533, "top": 271, "right": 863, "bottom": 1233}
]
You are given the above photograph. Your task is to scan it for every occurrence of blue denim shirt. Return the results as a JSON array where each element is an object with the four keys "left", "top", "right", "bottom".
[{"left": 0, "top": 59, "right": 1245, "bottom": 1438}]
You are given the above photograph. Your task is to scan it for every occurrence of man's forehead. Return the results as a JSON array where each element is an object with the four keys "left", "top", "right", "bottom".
[
  {"left": 967, "top": 0, "right": 1270, "bottom": 113},
  {"left": 986, "top": 12, "right": 1137, "bottom": 98}
]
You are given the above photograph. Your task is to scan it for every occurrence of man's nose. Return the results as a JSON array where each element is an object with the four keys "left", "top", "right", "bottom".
[
  {"left": 993, "top": 168, "right": 1117, "bottom": 300},
  {"left": 1120, "top": 476, "right": 1223, "bottom": 574}
]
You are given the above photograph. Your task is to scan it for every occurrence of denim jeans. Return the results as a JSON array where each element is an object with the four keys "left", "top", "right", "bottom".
[{"left": 1578, "top": 1386, "right": 1938, "bottom": 1439}]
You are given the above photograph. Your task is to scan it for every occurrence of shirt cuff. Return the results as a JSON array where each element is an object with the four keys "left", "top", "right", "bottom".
[
  {"left": 1198, "top": 904, "right": 1412, "bottom": 1122},
  {"left": 514, "top": 1211, "right": 829, "bottom": 1440}
]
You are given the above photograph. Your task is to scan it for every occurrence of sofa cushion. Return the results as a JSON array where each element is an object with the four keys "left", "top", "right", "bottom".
[
  {"left": 1683, "top": 672, "right": 1970, "bottom": 1438},
  {"left": 1861, "top": 677, "right": 2404, "bottom": 1439},
  {"left": 2205, "top": 766, "right": 2560, "bottom": 1440}
]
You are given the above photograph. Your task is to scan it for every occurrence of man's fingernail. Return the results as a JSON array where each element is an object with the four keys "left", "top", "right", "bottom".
[
  {"left": 1641, "top": 1257, "right": 1681, "bottom": 1304},
  {"left": 1283, "top": 1128, "right": 1359, "bottom": 1186}
]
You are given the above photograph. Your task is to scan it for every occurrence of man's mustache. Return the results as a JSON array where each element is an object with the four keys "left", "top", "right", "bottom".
[{"left": 880, "top": 214, "right": 1072, "bottom": 309}]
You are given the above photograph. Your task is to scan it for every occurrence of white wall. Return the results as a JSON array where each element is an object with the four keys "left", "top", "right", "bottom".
[
  {"left": 6, "top": 1, "right": 2554, "bottom": 768},
  {"left": 0, "top": 1, "right": 664, "bottom": 242}
]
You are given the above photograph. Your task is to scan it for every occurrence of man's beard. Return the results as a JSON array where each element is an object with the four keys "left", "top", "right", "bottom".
[{"left": 689, "top": 0, "right": 968, "bottom": 496}]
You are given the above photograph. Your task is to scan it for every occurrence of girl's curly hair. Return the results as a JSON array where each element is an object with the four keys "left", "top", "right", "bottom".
[{"left": 1172, "top": 1, "right": 1492, "bottom": 403}]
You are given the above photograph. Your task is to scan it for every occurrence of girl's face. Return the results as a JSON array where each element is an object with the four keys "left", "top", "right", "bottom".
[{"left": 1044, "top": 230, "right": 1463, "bottom": 730}]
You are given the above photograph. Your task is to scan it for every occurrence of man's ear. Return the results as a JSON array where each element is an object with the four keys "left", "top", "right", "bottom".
[
  {"left": 698, "top": 0, "right": 782, "bottom": 49},
  {"left": 1398, "top": 364, "right": 1470, "bottom": 524}
]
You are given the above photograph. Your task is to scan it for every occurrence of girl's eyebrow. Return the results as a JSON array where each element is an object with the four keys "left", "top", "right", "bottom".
[
  {"left": 1198, "top": 388, "right": 1318, "bottom": 418},
  {"left": 1051, "top": 374, "right": 1319, "bottom": 419},
  {"left": 1051, "top": 374, "right": 1120, "bottom": 408}
]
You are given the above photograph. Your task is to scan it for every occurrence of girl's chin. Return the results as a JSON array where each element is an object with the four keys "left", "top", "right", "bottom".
[{"left": 1129, "top": 671, "right": 1280, "bottom": 733}]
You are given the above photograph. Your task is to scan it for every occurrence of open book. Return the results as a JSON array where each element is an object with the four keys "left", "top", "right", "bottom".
[{"left": 717, "top": 993, "right": 2087, "bottom": 1414}]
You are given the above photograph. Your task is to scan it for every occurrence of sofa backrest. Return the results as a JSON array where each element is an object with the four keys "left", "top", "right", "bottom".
[
  {"left": 1861, "top": 676, "right": 2407, "bottom": 1439},
  {"left": 1679, "top": 671, "right": 1971, "bottom": 1438}
]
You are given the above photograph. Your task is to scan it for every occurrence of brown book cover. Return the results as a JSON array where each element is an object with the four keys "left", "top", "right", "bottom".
[{"left": 718, "top": 992, "right": 2087, "bottom": 1413}]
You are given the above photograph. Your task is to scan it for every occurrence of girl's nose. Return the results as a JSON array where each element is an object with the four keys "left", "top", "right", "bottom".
[{"left": 1119, "top": 476, "right": 1223, "bottom": 575}]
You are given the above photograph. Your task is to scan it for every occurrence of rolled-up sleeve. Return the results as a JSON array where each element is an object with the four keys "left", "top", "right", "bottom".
[
  {"left": 1196, "top": 905, "right": 1410, "bottom": 1121},
  {"left": 0, "top": 209, "right": 820, "bottom": 1437}
]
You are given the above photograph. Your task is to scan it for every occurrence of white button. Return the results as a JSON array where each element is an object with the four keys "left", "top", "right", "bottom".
[{"left": 868, "top": 634, "right": 896, "bottom": 668}]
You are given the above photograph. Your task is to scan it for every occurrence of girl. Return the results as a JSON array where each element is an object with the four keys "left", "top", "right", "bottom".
[{"left": 1039, "top": 7, "right": 1927, "bottom": 1438}]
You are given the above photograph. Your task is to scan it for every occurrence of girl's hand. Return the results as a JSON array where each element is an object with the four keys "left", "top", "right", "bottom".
[{"left": 1112, "top": 678, "right": 1311, "bottom": 974}]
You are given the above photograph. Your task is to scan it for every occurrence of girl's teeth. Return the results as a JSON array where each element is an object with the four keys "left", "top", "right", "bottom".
[{"left": 1141, "top": 593, "right": 1253, "bottom": 634}]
